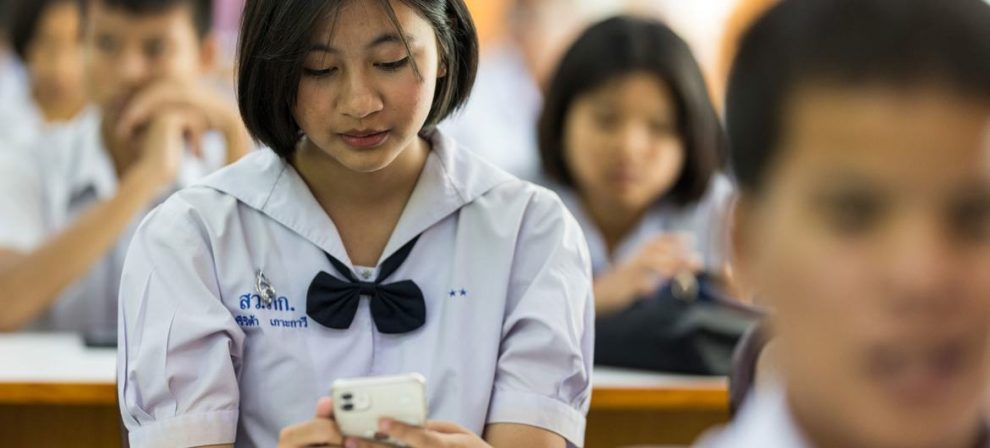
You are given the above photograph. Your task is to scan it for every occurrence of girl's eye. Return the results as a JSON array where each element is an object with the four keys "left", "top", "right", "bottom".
[
  {"left": 304, "top": 67, "right": 337, "bottom": 77},
  {"left": 377, "top": 57, "right": 410, "bottom": 72}
]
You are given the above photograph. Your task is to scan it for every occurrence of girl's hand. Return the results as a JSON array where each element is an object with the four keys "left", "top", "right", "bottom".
[
  {"left": 277, "top": 397, "right": 345, "bottom": 448},
  {"left": 373, "top": 419, "right": 491, "bottom": 448},
  {"left": 594, "top": 233, "right": 703, "bottom": 315}
]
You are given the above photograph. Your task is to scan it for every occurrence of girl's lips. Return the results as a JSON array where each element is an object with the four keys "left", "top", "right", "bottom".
[{"left": 340, "top": 130, "right": 389, "bottom": 149}]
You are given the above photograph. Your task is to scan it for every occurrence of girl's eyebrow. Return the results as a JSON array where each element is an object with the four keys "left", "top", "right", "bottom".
[{"left": 307, "top": 33, "right": 417, "bottom": 53}]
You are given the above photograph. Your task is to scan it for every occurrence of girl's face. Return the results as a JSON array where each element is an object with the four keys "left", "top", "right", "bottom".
[
  {"left": 294, "top": 0, "right": 443, "bottom": 173},
  {"left": 735, "top": 86, "right": 990, "bottom": 447},
  {"left": 563, "top": 72, "right": 685, "bottom": 213}
]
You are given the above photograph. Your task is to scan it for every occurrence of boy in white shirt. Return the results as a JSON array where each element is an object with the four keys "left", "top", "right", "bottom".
[
  {"left": 703, "top": 0, "right": 990, "bottom": 447},
  {"left": 0, "top": 0, "right": 249, "bottom": 333}
]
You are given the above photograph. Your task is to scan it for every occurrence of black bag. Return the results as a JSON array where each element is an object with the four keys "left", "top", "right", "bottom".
[{"left": 594, "top": 273, "right": 764, "bottom": 375}]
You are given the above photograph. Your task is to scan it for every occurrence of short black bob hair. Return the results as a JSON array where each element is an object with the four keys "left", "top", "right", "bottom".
[
  {"left": 237, "top": 0, "right": 479, "bottom": 158},
  {"left": 538, "top": 15, "right": 726, "bottom": 207},
  {"left": 726, "top": 0, "right": 990, "bottom": 194}
]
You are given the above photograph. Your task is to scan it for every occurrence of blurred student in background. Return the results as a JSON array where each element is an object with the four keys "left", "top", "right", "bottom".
[
  {"left": 702, "top": 0, "right": 990, "bottom": 446},
  {"left": 440, "top": 0, "right": 588, "bottom": 181},
  {"left": 714, "top": 0, "right": 778, "bottom": 113},
  {"left": 538, "top": 16, "right": 735, "bottom": 371},
  {"left": 0, "top": 0, "right": 27, "bottom": 109},
  {"left": 0, "top": 0, "right": 87, "bottom": 150},
  {"left": 0, "top": 0, "right": 249, "bottom": 333}
]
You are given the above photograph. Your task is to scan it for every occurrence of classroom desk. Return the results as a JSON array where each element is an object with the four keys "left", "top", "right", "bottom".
[{"left": 0, "top": 334, "right": 728, "bottom": 448}]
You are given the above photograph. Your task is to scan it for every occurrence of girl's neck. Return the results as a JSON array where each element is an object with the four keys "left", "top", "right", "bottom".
[
  {"left": 293, "top": 136, "right": 430, "bottom": 210},
  {"left": 580, "top": 191, "right": 648, "bottom": 257},
  {"left": 291, "top": 135, "right": 430, "bottom": 266}
]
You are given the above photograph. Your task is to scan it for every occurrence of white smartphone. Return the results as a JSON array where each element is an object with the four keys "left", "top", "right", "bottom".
[{"left": 331, "top": 372, "right": 428, "bottom": 446}]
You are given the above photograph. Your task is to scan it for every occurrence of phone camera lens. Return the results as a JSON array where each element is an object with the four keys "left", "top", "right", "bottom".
[
  {"left": 342, "top": 393, "right": 353, "bottom": 401},
  {"left": 342, "top": 403, "right": 354, "bottom": 411}
]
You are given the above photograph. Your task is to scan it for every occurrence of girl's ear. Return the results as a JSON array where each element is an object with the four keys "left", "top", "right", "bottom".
[{"left": 438, "top": 58, "right": 448, "bottom": 78}]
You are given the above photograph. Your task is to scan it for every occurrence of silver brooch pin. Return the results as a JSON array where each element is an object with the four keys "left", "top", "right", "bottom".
[{"left": 256, "top": 270, "right": 276, "bottom": 307}]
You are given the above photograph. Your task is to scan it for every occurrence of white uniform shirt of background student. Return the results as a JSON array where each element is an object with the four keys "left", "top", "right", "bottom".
[
  {"left": 117, "top": 1, "right": 594, "bottom": 447},
  {"left": 0, "top": 0, "right": 245, "bottom": 334},
  {"left": 0, "top": 107, "right": 225, "bottom": 333},
  {"left": 558, "top": 176, "right": 733, "bottom": 279}
]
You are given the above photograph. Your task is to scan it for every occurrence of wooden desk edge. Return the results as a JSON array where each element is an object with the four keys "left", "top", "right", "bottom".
[
  {"left": 590, "top": 386, "right": 728, "bottom": 411},
  {"left": 0, "top": 383, "right": 729, "bottom": 411},
  {"left": 0, "top": 382, "right": 117, "bottom": 405}
]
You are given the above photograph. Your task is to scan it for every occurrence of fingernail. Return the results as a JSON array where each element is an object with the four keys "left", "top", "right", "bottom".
[
  {"left": 379, "top": 419, "right": 392, "bottom": 431},
  {"left": 345, "top": 439, "right": 358, "bottom": 448}
]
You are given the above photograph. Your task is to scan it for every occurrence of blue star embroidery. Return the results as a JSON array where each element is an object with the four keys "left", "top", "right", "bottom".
[
  {"left": 449, "top": 290, "right": 457, "bottom": 297},
  {"left": 460, "top": 289, "right": 467, "bottom": 296}
]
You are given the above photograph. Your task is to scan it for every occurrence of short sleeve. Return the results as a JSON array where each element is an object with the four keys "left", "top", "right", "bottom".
[
  {"left": 487, "top": 188, "right": 594, "bottom": 447},
  {"left": 0, "top": 149, "right": 46, "bottom": 251},
  {"left": 117, "top": 194, "right": 245, "bottom": 448}
]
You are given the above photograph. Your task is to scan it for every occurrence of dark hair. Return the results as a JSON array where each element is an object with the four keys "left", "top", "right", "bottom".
[
  {"left": 8, "top": 0, "right": 79, "bottom": 60},
  {"left": 238, "top": 0, "right": 479, "bottom": 158},
  {"left": 0, "top": 0, "right": 8, "bottom": 34},
  {"left": 88, "top": 0, "right": 213, "bottom": 38},
  {"left": 726, "top": 0, "right": 990, "bottom": 193},
  {"left": 538, "top": 15, "right": 725, "bottom": 207}
]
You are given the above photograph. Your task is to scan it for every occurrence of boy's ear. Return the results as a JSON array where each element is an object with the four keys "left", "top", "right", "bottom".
[{"left": 197, "top": 32, "right": 219, "bottom": 74}]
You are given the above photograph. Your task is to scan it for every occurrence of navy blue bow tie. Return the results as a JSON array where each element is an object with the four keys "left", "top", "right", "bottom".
[{"left": 307, "top": 237, "right": 426, "bottom": 334}]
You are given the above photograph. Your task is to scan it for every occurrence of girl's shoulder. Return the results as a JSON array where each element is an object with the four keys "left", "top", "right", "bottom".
[
  {"left": 432, "top": 129, "right": 566, "bottom": 212},
  {"left": 662, "top": 172, "right": 737, "bottom": 218},
  {"left": 136, "top": 150, "right": 281, "bottom": 236},
  {"left": 707, "top": 173, "right": 737, "bottom": 204}
]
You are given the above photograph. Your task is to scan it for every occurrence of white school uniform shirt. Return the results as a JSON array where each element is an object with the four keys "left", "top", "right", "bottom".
[
  {"left": 699, "top": 382, "right": 990, "bottom": 448},
  {"left": 695, "top": 383, "right": 815, "bottom": 448},
  {"left": 0, "top": 89, "right": 84, "bottom": 155},
  {"left": 117, "top": 130, "right": 595, "bottom": 448},
  {"left": 0, "top": 96, "right": 45, "bottom": 153},
  {"left": 0, "top": 53, "right": 37, "bottom": 153},
  {"left": 0, "top": 106, "right": 225, "bottom": 333},
  {"left": 554, "top": 174, "right": 735, "bottom": 277},
  {"left": 0, "top": 51, "right": 26, "bottom": 106}
]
